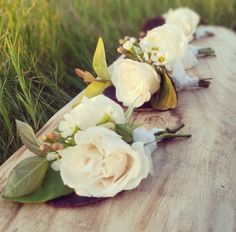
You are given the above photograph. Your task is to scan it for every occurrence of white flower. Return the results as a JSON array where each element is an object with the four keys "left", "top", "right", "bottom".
[
  {"left": 51, "top": 159, "right": 62, "bottom": 171},
  {"left": 140, "top": 23, "right": 188, "bottom": 66},
  {"left": 47, "top": 152, "right": 58, "bottom": 161},
  {"left": 163, "top": 7, "right": 200, "bottom": 41},
  {"left": 59, "top": 126, "right": 151, "bottom": 197},
  {"left": 123, "top": 37, "right": 137, "bottom": 50},
  {"left": 110, "top": 59, "right": 161, "bottom": 107},
  {"left": 47, "top": 152, "right": 61, "bottom": 171},
  {"left": 58, "top": 114, "right": 77, "bottom": 138},
  {"left": 58, "top": 95, "right": 125, "bottom": 137}
]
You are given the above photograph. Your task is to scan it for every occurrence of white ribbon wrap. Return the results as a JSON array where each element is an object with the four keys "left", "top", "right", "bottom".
[
  {"left": 133, "top": 127, "right": 163, "bottom": 175},
  {"left": 195, "top": 27, "right": 214, "bottom": 40},
  {"left": 172, "top": 60, "right": 199, "bottom": 91},
  {"left": 181, "top": 45, "right": 199, "bottom": 70}
]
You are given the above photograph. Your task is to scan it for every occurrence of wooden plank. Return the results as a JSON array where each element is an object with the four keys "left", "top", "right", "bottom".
[{"left": 0, "top": 26, "right": 236, "bottom": 232}]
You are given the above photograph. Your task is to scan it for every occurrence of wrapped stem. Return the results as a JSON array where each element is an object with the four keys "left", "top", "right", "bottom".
[
  {"left": 197, "top": 48, "right": 216, "bottom": 57},
  {"left": 155, "top": 124, "right": 191, "bottom": 143},
  {"left": 198, "top": 78, "right": 212, "bottom": 88}
]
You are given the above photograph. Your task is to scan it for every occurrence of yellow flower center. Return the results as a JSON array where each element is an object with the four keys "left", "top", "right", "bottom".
[{"left": 158, "top": 55, "right": 165, "bottom": 63}]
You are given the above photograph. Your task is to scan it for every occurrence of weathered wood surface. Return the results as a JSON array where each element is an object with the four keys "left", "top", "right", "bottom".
[{"left": 0, "top": 26, "right": 236, "bottom": 232}]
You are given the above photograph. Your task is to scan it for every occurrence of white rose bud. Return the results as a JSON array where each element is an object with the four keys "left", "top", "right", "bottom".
[
  {"left": 110, "top": 59, "right": 161, "bottom": 107},
  {"left": 59, "top": 126, "right": 151, "bottom": 197},
  {"left": 163, "top": 7, "right": 200, "bottom": 41},
  {"left": 58, "top": 95, "right": 125, "bottom": 137},
  {"left": 140, "top": 23, "right": 188, "bottom": 66}
]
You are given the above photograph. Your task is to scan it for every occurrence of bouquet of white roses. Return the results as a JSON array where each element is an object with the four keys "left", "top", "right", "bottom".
[{"left": 2, "top": 95, "right": 190, "bottom": 204}]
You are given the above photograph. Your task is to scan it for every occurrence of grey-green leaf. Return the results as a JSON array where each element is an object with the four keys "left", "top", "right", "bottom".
[
  {"left": 16, "top": 119, "right": 42, "bottom": 155},
  {"left": 3, "top": 156, "right": 48, "bottom": 198},
  {"left": 3, "top": 167, "right": 73, "bottom": 203},
  {"left": 92, "top": 37, "right": 111, "bottom": 81}
]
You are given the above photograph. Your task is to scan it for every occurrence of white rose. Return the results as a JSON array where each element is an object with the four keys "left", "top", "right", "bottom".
[
  {"left": 58, "top": 95, "right": 125, "bottom": 137},
  {"left": 140, "top": 23, "right": 188, "bottom": 66},
  {"left": 59, "top": 126, "right": 151, "bottom": 197},
  {"left": 163, "top": 7, "right": 200, "bottom": 41},
  {"left": 110, "top": 59, "right": 161, "bottom": 107}
]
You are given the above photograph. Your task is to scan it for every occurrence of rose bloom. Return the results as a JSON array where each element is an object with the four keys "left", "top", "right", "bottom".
[
  {"left": 59, "top": 126, "right": 151, "bottom": 197},
  {"left": 140, "top": 23, "right": 188, "bottom": 66},
  {"left": 58, "top": 95, "right": 125, "bottom": 137},
  {"left": 163, "top": 7, "right": 200, "bottom": 41},
  {"left": 110, "top": 59, "right": 161, "bottom": 107}
]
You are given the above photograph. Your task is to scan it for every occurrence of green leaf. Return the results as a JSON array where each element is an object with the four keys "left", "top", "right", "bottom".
[
  {"left": 73, "top": 80, "right": 112, "bottom": 108},
  {"left": 3, "top": 156, "right": 48, "bottom": 198},
  {"left": 116, "top": 124, "right": 139, "bottom": 144},
  {"left": 98, "top": 113, "right": 112, "bottom": 124},
  {"left": 3, "top": 167, "right": 74, "bottom": 203},
  {"left": 16, "top": 120, "right": 42, "bottom": 155},
  {"left": 93, "top": 37, "right": 111, "bottom": 80},
  {"left": 151, "top": 69, "right": 178, "bottom": 110}
]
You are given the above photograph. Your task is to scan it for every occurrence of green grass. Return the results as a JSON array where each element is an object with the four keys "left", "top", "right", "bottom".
[{"left": 0, "top": 0, "right": 236, "bottom": 164}]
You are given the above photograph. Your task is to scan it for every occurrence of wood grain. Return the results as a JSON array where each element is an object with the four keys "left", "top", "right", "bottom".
[{"left": 0, "top": 26, "right": 236, "bottom": 232}]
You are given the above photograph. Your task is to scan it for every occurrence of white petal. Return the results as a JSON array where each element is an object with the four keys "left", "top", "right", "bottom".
[
  {"left": 51, "top": 159, "right": 62, "bottom": 171},
  {"left": 47, "top": 152, "right": 58, "bottom": 161},
  {"left": 110, "top": 59, "right": 160, "bottom": 107}
]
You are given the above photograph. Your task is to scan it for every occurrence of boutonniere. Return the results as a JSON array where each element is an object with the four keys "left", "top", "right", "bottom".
[
  {"left": 75, "top": 24, "right": 212, "bottom": 112},
  {"left": 141, "top": 7, "right": 215, "bottom": 41},
  {"left": 2, "top": 95, "right": 191, "bottom": 205},
  {"left": 163, "top": 7, "right": 214, "bottom": 41},
  {"left": 141, "top": 7, "right": 216, "bottom": 70},
  {"left": 111, "top": 24, "right": 210, "bottom": 110}
]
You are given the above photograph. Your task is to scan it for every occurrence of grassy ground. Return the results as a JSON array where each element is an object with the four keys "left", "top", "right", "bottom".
[{"left": 0, "top": 0, "right": 236, "bottom": 164}]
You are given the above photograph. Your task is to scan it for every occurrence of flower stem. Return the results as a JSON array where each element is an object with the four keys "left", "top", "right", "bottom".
[
  {"left": 198, "top": 78, "right": 213, "bottom": 88},
  {"left": 155, "top": 124, "right": 191, "bottom": 143},
  {"left": 197, "top": 48, "right": 216, "bottom": 57},
  {"left": 156, "top": 133, "right": 191, "bottom": 143},
  {"left": 166, "top": 123, "right": 185, "bottom": 134}
]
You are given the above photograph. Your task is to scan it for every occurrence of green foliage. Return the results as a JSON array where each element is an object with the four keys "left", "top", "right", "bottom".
[
  {"left": 3, "top": 166, "right": 74, "bottom": 203},
  {"left": 93, "top": 38, "right": 111, "bottom": 80},
  {"left": 0, "top": 0, "right": 236, "bottom": 164},
  {"left": 151, "top": 69, "right": 178, "bottom": 110},
  {"left": 3, "top": 156, "right": 48, "bottom": 198},
  {"left": 16, "top": 120, "right": 42, "bottom": 155},
  {"left": 116, "top": 124, "right": 139, "bottom": 144},
  {"left": 73, "top": 80, "right": 112, "bottom": 108}
]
